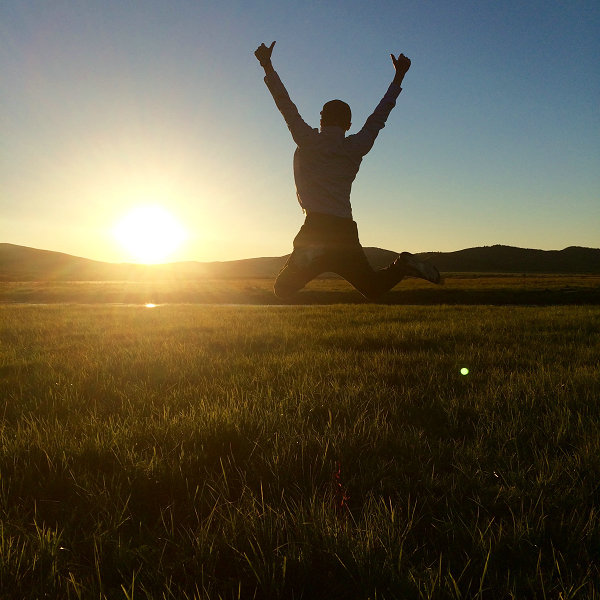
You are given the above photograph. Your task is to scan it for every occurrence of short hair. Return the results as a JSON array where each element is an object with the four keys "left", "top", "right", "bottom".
[{"left": 321, "top": 99, "right": 351, "bottom": 129}]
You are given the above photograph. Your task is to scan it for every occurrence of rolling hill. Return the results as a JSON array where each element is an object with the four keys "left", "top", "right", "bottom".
[{"left": 0, "top": 243, "right": 599, "bottom": 282}]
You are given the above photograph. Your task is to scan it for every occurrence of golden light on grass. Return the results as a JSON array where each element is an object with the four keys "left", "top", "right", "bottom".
[{"left": 113, "top": 205, "right": 188, "bottom": 263}]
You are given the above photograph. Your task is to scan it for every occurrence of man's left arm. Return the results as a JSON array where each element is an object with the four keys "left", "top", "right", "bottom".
[{"left": 255, "top": 42, "right": 316, "bottom": 146}]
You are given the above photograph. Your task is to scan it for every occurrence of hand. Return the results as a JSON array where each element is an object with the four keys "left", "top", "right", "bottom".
[
  {"left": 391, "top": 53, "right": 411, "bottom": 82},
  {"left": 255, "top": 41, "right": 276, "bottom": 68}
]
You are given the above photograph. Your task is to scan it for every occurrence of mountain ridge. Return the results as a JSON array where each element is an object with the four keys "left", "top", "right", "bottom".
[{"left": 1, "top": 243, "right": 599, "bottom": 281}]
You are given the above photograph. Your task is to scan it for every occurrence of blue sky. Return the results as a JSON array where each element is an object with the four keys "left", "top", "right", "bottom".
[{"left": 2, "top": 0, "right": 598, "bottom": 263}]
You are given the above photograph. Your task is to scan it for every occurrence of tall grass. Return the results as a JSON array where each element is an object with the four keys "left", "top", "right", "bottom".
[{"left": 0, "top": 304, "right": 599, "bottom": 598}]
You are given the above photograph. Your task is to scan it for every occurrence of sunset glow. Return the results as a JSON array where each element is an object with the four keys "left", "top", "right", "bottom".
[
  {"left": 113, "top": 205, "right": 187, "bottom": 263},
  {"left": 3, "top": 3, "right": 598, "bottom": 262}
]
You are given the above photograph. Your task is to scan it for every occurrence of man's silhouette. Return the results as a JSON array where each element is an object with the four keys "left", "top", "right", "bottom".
[{"left": 255, "top": 41, "right": 441, "bottom": 301}]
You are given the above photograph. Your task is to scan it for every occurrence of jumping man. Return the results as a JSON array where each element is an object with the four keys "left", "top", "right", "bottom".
[{"left": 255, "top": 41, "right": 441, "bottom": 301}]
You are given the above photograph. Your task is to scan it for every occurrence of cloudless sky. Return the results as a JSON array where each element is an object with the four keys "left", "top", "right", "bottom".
[{"left": 2, "top": 0, "right": 599, "bottom": 263}]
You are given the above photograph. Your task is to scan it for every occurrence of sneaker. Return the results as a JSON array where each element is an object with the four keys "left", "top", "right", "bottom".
[{"left": 399, "top": 251, "right": 442, "bottom": 284}]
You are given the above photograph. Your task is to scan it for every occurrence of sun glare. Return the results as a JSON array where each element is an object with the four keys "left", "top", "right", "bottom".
[{"left": 113, "top": 205, "right": 188, "bottom": 263}]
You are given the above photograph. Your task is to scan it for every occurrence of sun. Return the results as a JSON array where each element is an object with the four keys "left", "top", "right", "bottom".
[{"left": 113, "top": 205, "right": 188, "bottom": 263}]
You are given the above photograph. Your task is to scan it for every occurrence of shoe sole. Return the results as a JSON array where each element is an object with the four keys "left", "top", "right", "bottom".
[{"left": 400, "top": 252, "right": 442, "bottom": 284}]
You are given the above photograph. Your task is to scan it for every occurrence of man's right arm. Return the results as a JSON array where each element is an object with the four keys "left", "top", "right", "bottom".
[
  {"left": 255, "top": 42, "right": 316, "bottom": 146},
  {"left": 350, "top": 52, "right": 411, "bottom": 156}
]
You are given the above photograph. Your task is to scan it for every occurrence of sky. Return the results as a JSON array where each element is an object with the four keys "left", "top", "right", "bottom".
[{"left": 2, "top": 0, "right": 599, "bottom": 263}]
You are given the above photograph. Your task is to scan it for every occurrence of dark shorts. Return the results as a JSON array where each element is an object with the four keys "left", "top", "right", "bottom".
[{"left": 274, "top": 212, "right": 404, "bottom": 301}]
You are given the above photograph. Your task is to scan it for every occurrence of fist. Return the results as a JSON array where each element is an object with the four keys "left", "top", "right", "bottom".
[
  {"left": 391, "top": 53, "right": 411, "bottom": 75},
  {"left": 255, "top": 41, "right": 276, "bottom": 67}
]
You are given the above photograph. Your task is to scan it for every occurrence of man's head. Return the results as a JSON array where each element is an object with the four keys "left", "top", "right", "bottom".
[{"left": 320, "top": 100, "right": 351, "bottom": 131}]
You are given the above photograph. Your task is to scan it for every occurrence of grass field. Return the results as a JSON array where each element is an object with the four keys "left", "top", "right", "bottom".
[
  {"left": 1, "top": 297, "right": 599, "bottom": 598},
  {"left": 1, "top": 275, "right": 599, "bottom": 305}
]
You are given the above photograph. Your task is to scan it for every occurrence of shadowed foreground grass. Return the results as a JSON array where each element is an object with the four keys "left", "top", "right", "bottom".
[{"left": 0, "top": 304, "right": 599, "bottom": 599}]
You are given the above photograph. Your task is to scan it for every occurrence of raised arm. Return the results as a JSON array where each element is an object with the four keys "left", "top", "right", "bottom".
[
  {"left": 349, "top": 52, "right": 411, "bottom": 156},
  {"left": 254, "top": 41, "right": 316, "bottom": 146}
]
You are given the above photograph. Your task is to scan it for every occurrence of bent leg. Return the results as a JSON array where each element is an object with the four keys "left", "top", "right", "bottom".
[
  {"left": 273, "top": 247, "right": 325, "bottom": 300},
  {"left": 273, "top": 214, "right": 408, "bottom": 301},
  {"left": 332, "top": 247, "right": 406, "bottom": 301}
]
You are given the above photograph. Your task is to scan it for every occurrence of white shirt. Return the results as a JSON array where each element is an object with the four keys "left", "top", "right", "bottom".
[{"left": 264, "top": 68, "right": 402, "bottom": 219}]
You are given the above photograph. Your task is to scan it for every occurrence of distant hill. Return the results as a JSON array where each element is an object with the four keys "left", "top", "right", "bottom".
[
  {"left": 0, "top": 243, "right": 599, "bottom": 282},
  {"left": 424, "top": 245, "right": 600, "bottom": 274}
]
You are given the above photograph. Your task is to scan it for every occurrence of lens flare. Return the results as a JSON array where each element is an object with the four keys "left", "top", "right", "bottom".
[{"left": 460, "top": 367, "right": 469, "bottom": 376}]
